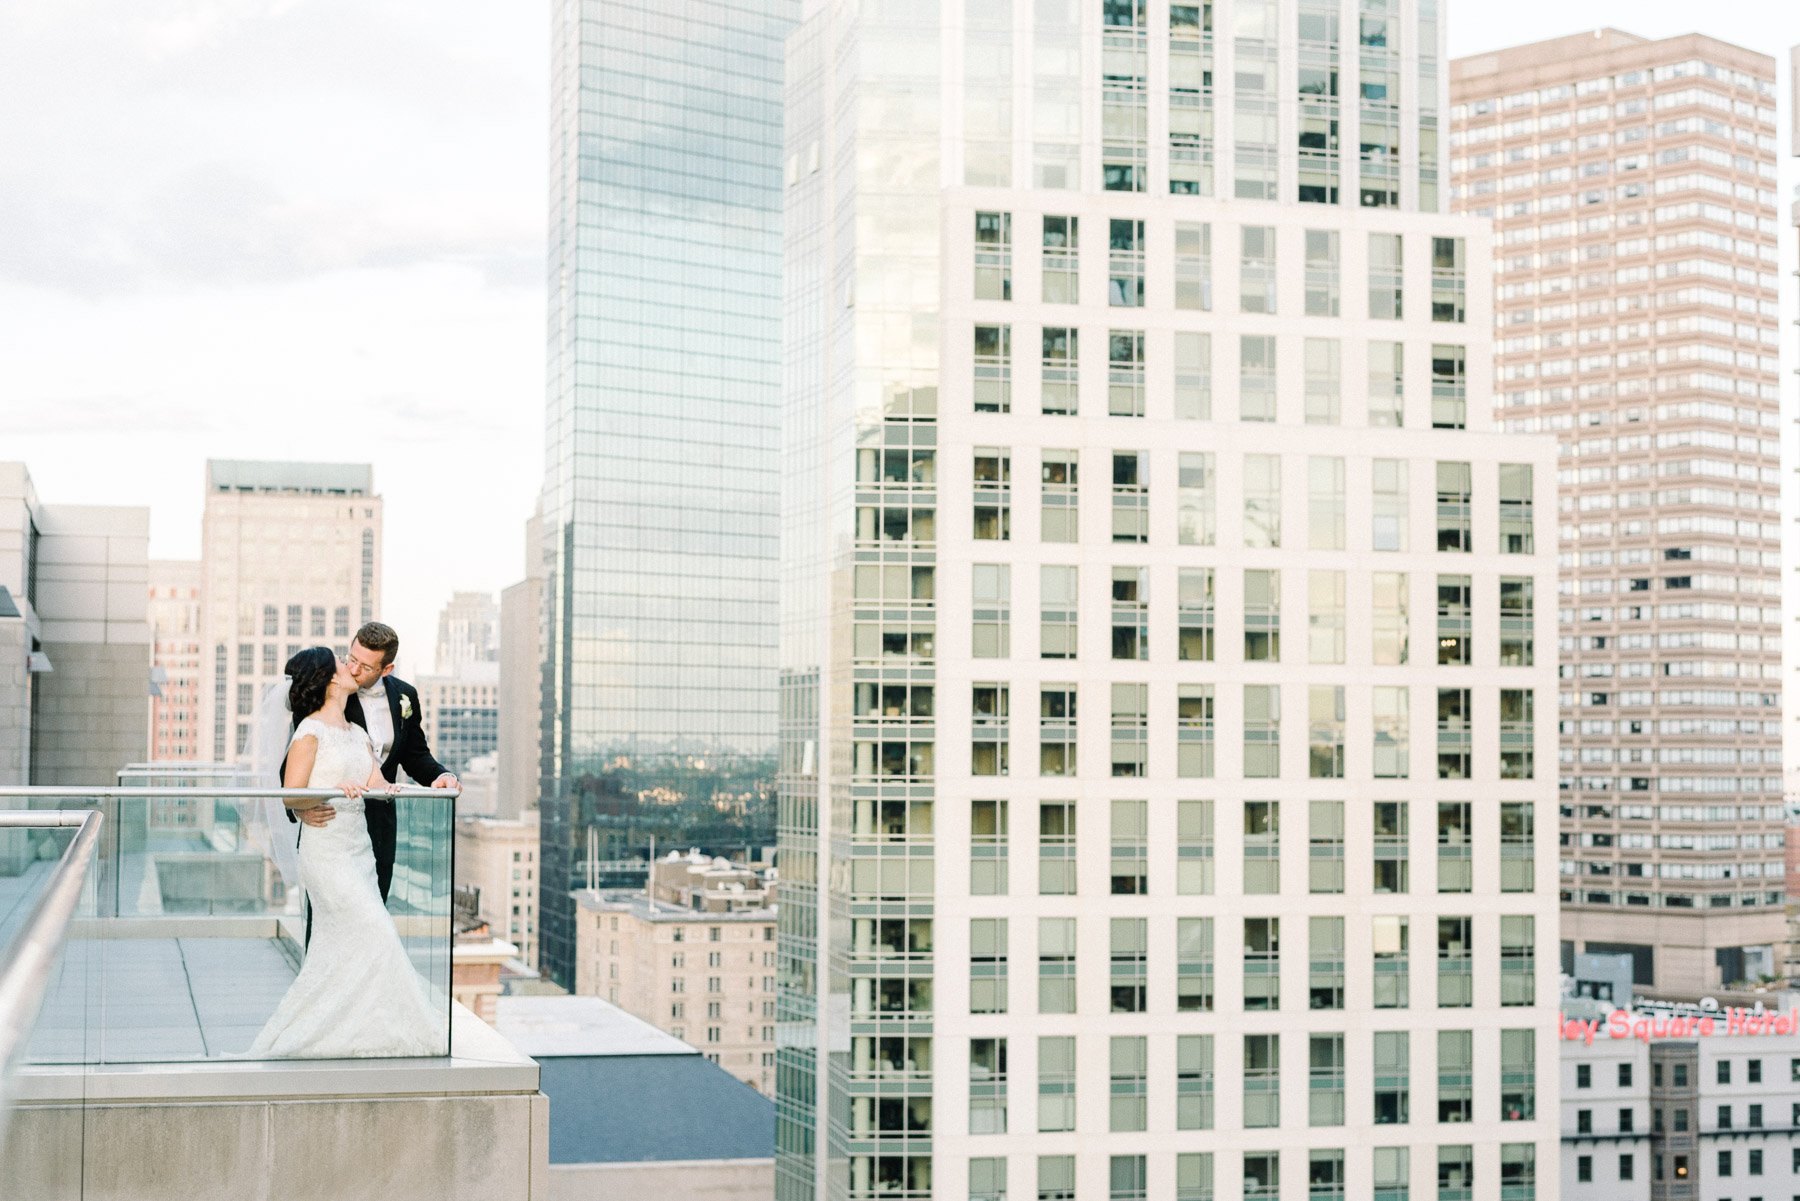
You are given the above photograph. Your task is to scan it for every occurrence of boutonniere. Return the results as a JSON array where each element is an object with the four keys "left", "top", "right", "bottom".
[{"left": 400, "top": 695, "right": 413, "bottom": 722}]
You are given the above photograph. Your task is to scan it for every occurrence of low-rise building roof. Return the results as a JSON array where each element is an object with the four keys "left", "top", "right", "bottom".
[
  {"left": 493, "top": 995, "right": 773, "bottom": 1166},
  {"left": 573, "top": 889, "right": 774, "bottom": 923}
]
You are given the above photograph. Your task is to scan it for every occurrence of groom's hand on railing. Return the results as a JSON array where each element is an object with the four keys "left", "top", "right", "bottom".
[{"left": 430, "top": 773, "right": 458, "bottom": 791}]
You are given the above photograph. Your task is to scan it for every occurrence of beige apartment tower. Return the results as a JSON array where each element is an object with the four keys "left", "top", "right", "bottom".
[
  {"left": 1452, "top": 32, "right": 1783, "bottom": 997},
  {"left": 147, "top": 559, "right": 202, "bottom": 761},
  {"left": 199, "top": 461, "right": 382, "bottom": 764}
]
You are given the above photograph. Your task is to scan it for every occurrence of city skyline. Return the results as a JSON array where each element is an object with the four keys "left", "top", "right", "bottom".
[
  {"left": 0, "top": 0, "right": 543, "bottom": 682},
  {"left": 5, "top": 0, "right": 1794, "bottom": 704},
  {"left": 4, "top": 3, "right": 1800, "bottom": 1199}
]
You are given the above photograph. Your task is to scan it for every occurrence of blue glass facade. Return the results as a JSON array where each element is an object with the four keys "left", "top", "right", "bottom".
[{"left": 540, "top": 0, "right": 795, "bottom": 990}]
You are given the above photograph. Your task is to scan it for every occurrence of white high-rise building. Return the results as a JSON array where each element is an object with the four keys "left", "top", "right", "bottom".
[
  {"left": 778, "top": 4, "right": 1560, "bottom": 1201},
  {"left": 199, "top": 461, "right": 381, "bottom": 764}
]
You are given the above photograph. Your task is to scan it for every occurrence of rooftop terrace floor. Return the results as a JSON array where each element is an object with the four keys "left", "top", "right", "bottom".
[
  {"left": 0, "top": 854, "right": 301, "bottom": 1062},
  {"left": 30, "top": 935, "right": 297, "bottom": 1062}
]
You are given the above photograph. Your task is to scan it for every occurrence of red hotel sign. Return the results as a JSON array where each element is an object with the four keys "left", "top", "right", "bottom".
[{"left": 1560, "top": 1008, "right": 1800, "bottom": 1045}]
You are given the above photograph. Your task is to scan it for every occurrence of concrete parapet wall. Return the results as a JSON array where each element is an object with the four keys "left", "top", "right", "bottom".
[
  {"left": 7, "top": 1090, "right": 548, "bottom": 1201},
  {"left": 4, "top": 1005, "right": 548, "bottom": 1201},
  {"left": 548, "top": 1158, "right": 773, "bottom": 1201}
]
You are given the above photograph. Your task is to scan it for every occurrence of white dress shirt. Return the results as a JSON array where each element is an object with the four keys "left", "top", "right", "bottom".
[{"left": 359, "top": 681, "right": 396, "bottom": 767}]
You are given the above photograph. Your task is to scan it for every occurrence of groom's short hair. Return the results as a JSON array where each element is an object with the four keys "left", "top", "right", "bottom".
[{"left": 354, "top": 621, "right": 400, "bottom": 668}]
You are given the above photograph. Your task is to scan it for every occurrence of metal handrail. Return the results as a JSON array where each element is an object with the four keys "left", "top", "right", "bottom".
[{"left": 0, "top": 809, "right": 104, "bottom": 1156}]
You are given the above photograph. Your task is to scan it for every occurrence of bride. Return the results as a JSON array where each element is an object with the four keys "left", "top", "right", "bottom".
[{"left": 247, "top": 646, "right": 446, "bottom": 1058}]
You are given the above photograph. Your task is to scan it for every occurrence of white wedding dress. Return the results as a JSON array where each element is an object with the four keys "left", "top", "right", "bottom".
[{"left": 247, "top": 717, "right": 447, "bottom": 1058}]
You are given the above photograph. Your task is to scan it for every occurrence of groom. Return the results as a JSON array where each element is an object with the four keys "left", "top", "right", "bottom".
[{"left": 292, "top": 621, "right": 459, "bottom": 906}]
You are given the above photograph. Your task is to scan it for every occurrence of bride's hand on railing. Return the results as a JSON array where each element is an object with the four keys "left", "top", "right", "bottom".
[{"left": 338, "top": 780, "right": 367, "bottom": 799}]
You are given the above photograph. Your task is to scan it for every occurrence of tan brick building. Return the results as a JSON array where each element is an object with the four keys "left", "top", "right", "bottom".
[
  {"left": 454, "top": 808, "right": 539, "bottom": 969},
  {"left": 575, "top": 852, "right": 776, "bottom": 1093},
  {"left": 147, "top": 560, "right": 202, "bottom": 762}
]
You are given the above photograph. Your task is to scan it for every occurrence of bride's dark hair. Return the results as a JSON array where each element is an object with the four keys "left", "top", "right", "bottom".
[{"left": 286, "top": 647, "right": 339, "bottom": 725}]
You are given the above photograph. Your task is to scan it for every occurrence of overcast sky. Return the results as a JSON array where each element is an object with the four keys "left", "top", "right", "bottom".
[
  {"left": 1, "top": 1, "right": 1796, "bottom": 676},
  {"left": 0, "top": 1, "right": 548, "bottom": 676}
]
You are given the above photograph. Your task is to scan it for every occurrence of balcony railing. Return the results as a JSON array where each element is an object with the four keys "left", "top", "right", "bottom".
[
  {"left": 0, "top": 771, "right": 551, "bottom": 1201},
  {"left": 0, "top": 780, "right": 456, "bottom": 1067},
  {"left": 0, "top": 810, "right": 102, "bottom": 1163}
]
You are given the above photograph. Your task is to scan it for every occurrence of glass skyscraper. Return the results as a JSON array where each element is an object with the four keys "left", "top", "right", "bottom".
[{"left": 539, "top": 0, "right": 797, "bottom": 989}]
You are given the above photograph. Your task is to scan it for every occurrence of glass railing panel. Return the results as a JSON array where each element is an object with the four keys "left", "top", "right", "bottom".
[
  {"left": 29, "top": 848, "right": 102, "bottom": 1070},
  {"left": 113, "top": 765, "right": 286, "bottom": 919},
  {"left": 0, "top": 821, "right": 78, "bottom": 953},
  {"left": 391, "top": 789, "right": 454, "bottom": 1043},
  {"left": 0, "top": 811, "right": 102, "bottom": 1171},
  {"left": 0, "top": 785, "right": 454, "bottom": 1064}
]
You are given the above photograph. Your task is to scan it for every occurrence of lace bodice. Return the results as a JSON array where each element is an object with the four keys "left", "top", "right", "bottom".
[{"left": 291, "top": 717, "right": 376, "bottom": 810}]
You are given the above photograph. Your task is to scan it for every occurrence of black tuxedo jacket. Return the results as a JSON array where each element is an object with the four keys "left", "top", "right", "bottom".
[
  {"left": 284, "top": 675, "right": 451, "bottom": 903},
  {"left": 346, "top": 675, "right": 451, "bottom": 791}
]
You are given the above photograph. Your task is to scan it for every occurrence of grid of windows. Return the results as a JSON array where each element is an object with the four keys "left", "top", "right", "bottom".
[
  {"left": 1450, "top": 37, "right": 1783, "bottom": 969},
  {"left": 549, "top": 0, "right": 786, "bottom": 1018},
  {"left": 780, "top": 8, "right": 1558, "bottom": 1201}
]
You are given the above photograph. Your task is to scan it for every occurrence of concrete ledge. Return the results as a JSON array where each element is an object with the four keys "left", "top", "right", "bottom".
[
  {"left": 4, "top": 1005, "right": 548, "bottom": 1201},
  {"left": 5, "top": 1090, "right": 548, "bottom": 1201},
  {"left": 548, "top": 1158, "right": 773, "bottom": 1201}
]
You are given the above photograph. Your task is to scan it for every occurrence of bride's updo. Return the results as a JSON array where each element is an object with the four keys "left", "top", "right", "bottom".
[{"left": 286, "top": 646, "right": 339, "bottom": 724}]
